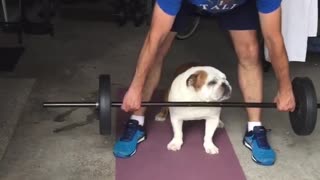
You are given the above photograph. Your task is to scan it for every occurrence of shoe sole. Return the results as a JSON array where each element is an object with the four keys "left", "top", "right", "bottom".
[
  {"left": 114, "top": 136, "right": 146, "bottom": 158},
  {"left": 243, "top": 139, "right": 274, "bottom": 166}
]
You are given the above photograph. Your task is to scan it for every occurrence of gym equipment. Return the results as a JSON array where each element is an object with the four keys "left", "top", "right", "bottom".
[
  {"left": 1, "top": 0, "right": 23, "bottom": 43},
  {"left": 132, "top": 0, "right": 146, "bottom": 27},
  {"left": 112, "top": 0, "right": 127, "bottom": 26},
  {"left": 112, "top": 0, "right": 147, "bottom": 27},
  {"left": 133, "top": 10, "right": 145, "bottom": 27},
  {"left": 1, "top": 0, "right": 54, "bottom": 44},
  {"left": 289, "top": 77, "right": 318, "bottom": 135},
  {"left": 2, "top": 0, "right": 8, "bottom": 23},
  {"left": 43, "top": 74, "right": 319, "bottom": 136},
  {"left": 21, "top": 0, "right": 54, "bottom": 36}
]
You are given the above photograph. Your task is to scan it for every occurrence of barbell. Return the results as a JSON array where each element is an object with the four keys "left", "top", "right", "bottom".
[{"left": 43, "top": 74, "right": 319, "bottom": 136}]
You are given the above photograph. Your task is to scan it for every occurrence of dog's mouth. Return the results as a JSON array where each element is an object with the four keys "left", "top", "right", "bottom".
[{"left": 217, "top": 95, "right": 229, "bottom": 102}]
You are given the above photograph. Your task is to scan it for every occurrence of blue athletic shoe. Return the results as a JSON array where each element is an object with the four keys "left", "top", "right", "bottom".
[
  {"left": 243, "top": 126, "right": 276, "bottom": 166},
  {"left": 113, "top": 119, "right": 146, "bottom": 158}
]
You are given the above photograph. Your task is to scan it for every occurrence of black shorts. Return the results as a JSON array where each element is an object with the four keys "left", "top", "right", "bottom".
[{"left": 171, "top": 0, "right": 260, "bottom": 32}]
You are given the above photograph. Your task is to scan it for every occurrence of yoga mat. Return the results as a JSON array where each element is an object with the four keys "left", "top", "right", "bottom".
[{"left": 116, "top": 90, "right": 246, "bottom": 180}]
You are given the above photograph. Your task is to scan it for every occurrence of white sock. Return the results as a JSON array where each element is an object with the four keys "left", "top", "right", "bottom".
[
  {"left": 248, "top": 121, "right": 262, "bottom": 131},
  {"left": 131, "top": 115, "right": 145, "bottom": 126}
]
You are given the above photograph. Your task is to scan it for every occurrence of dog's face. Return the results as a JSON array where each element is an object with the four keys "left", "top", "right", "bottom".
[{"left": 186, "top": 67, "right": 232, "bottom": 102}]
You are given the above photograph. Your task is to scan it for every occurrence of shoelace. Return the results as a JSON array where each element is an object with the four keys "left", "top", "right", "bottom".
[
  {"left": 120, "top": 122, "right": 138, "bottom": 141},
  {"left": 254, "top": 129, "right": 271, "bottom": 149}
]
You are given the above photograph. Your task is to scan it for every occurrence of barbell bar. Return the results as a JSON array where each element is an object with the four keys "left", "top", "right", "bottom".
[
  {"left": 43, "top": 102, "right": 279, "bottom": 108},
  {"left": 43, "top": 74, "right": 319, "bottom": 136}
]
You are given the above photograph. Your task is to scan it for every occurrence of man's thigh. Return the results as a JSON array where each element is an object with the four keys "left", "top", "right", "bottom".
[
  {"left": 217, "top": 0, "right": 261, "bottom": 57},
  {"left": 170, "top": 0, "right": 260, "bottom": 43},
  {"left": 217, "top": 0, "right": 259, "bottom": 31}
]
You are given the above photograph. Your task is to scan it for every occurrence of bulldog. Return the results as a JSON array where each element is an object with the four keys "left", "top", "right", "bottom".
[{"left": 155, "top": 63, "right": 232, "bottom": 155}]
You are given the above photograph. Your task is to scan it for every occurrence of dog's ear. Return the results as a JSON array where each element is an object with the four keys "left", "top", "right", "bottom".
[
  {"left": 186, "top": 70, "right": 207, "bottom": 90},
  {"left": 186, "top": 73, "right": 198, "bottom": 87}
]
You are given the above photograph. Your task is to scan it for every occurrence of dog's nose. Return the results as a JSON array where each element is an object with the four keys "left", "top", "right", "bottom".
[
  {"left": 221, "top": 82, "right": 231, "bottom": 97},
  {"left": 221, "top": 82, "right": 228, "bottom": 91}
]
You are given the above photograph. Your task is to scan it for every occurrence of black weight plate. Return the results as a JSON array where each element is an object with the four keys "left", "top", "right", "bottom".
[
  {"left": 289, "top": 77, "right": 317, "bottom": 135},
  {"left": 99, "top": 74, "right": 111, "bottom": 135}
]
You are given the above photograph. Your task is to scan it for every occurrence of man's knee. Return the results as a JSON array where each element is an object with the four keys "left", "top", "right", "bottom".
[{"left": 236, "top": 42, "right": 260, "bottom": 68}]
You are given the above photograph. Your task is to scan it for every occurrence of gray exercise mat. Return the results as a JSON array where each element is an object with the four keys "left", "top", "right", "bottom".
[{"left": 0, "top": 77, "right": 35, "bottom": 160}]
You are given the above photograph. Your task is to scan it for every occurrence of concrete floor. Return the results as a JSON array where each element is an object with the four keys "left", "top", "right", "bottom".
[{"left": 0, "top": 4, "right": 320, "bottom": 179}]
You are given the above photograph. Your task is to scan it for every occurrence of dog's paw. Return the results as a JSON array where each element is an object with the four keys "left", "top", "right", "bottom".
[
  {"left": 155, "top": 113, "right": 166, "bottom": 121},
  {"left": 218, "top": 120, "right": 224, "bottom": 128},
  {"left": 167, "top": 138, "right": 183, "bottom": 151},
  {"left": 203, "top": 141, "right": 219, "bottom": 155}
]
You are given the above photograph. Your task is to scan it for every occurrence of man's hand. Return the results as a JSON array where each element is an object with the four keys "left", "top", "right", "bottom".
[
  {"left": 121, "top": 86, "right": 142, "bottom": 112},
  {"left": 274, "top": 88, "right": 296, "bottom": 112}
]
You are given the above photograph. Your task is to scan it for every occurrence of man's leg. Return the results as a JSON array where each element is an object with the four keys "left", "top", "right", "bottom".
[
  {"left": 215, "top": 0, "right": 276, "bottom": 165},
  {"left": 229, "top": 30, "right": 262, "bottom": 124},
  {"left": 113, "top": 32, "right": 176, "bottom": 158},
  {"left": 229, "top": 30, "right": 275, "bottom": 166}
]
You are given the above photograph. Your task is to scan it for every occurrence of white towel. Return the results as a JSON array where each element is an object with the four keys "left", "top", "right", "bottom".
[{"left": 264, "top": 0, "right": 318, "bottom": 62}]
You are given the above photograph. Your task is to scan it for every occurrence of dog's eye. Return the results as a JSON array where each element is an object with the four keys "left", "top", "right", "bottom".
[{"left": 208, "top": 80, "right": 217, "bottom": 86}]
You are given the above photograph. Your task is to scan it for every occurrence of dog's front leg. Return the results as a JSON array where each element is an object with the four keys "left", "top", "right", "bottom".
[
  {"left": 203, "top": 119, "right": 219, "bottom": 155},
  {"left": 167, "top": 118, "right": 183, "bottom": 151}
]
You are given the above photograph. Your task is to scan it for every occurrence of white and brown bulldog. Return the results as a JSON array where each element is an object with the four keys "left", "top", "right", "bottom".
[{"left": 155, "top": 63, "right": 232, "bottom": 155}]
